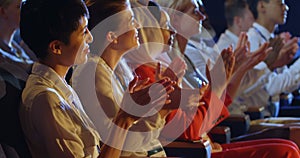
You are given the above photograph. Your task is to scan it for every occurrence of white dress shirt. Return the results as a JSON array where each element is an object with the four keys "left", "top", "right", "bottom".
[
  {"left": 216, "top": 29, "right": 239, "bottom": 51},
  {"left": 20, "top": 62, "right": 100, "bottom": 158},
  {"left": 230, "top": 22, "right": 300, "bottom": 115},
  {"left": 185, "top": 39, "right": 220, "bottom": 76}
]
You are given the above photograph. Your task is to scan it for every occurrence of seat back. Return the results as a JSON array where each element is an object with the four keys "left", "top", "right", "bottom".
[
  {"left": 218, "top": 114, "right": 250, "bottom": 138},
  {"left": 0, "top": 68, "right": 31, "bottom": 158},
  {"left": 162, "top": 139, "right": 211, "bottom": 158},
  {"left": 0, "top": 143, "right": 20, "bottom": 158}
]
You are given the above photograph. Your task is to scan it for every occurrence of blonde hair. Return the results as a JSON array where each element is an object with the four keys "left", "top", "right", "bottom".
[
  {"left": 156, "top": 0, "right": 191, "bottom": 12},
  {"left": 0, "top": 0, "right": 13, "bottom": 8}
]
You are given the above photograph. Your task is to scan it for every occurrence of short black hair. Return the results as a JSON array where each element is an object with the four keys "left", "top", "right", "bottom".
[
  {"left": 248, "top": 0, "right": 270, "bottom": 19},
  {"left": 225, "top": 0, "right": 248, "bottom": 27},
  {"left": 20, "top": 0, "right": 89, "bottom": 59}
]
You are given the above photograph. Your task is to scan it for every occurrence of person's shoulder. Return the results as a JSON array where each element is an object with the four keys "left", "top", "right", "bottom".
[
  {"left": 27, "top": 88, "right": 64, "bottom": 113},
  {"left": 22, "top": 77, "right": 62, "bottom": 108},
  {"left": 34, "top": 90, "right": 62, "bottom": 104},
  {"left": 247, "top": 27, "right": 258, "bottom": 38}
]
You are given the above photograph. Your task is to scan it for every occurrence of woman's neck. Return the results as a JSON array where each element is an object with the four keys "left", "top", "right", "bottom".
[
  {"left": 176, "top": 34, "right": 188, "bottom": 54},
  {"left": 101, "top": 47, "right": 124, "bottom": 70}
]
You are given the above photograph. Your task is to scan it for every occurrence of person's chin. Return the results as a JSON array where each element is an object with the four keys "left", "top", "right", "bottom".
[
  {"left": 133, "top": 41, "right": 140, "bottom": 49},
  {"left": 75, "top": 57, "right": 88, "bottom": 65}
]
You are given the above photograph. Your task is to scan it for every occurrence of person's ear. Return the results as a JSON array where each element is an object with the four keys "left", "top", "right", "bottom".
[
  {"left": 234, "top": 16, "right": 242, "bottom": 28},
  {"left": 106, "top": 31, "right": 118, "bottom": 44},
  {"left": 0, "top": 6, "right": 7, "bottom": 17},
  {"left": 49, "top": 40, "right": 62, "bottom": 55}
]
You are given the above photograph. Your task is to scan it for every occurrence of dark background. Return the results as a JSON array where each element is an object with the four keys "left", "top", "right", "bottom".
[{"left": 202, "top": 0, "right": 300, "bottom": 39}]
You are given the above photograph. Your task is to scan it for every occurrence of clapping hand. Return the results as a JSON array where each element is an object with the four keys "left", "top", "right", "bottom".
[
  {"left": 116, "top": 76, "right": 175, "bottom": 125},
  {"left": 155, "top": 56, "right": 187, "bottom": 84},
  {"left": 206, "top": 46, "right": 235, "bottom": 96},
  {"left": 264, "top": 36, "right": 284, "bottom": 70}
]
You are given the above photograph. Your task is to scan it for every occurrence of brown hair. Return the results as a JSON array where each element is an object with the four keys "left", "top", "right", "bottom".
[
  {"left": 225, "top": 0, "right": 248, "bottom": 27},
  {"left": 87, "top": 0, "right": 129, "bottom": 30}
]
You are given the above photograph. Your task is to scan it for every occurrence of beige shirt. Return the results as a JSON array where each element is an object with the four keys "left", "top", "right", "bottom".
[
  {"left": 20, "top": 62, "right": 100, "bottom": 158},
  {"left": 73, "top": 56, "right": 166, "bottom": 157}
]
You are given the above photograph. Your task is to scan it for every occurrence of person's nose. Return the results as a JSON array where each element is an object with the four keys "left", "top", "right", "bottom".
[
  {"left": 86, "top": 29, "right": 93, "bottom": 43},
  {"left": 284, "top": 3, "right": 289, "bottom": 12},
  {"left": 196, "top": 9, "right": 206, "bottom": 21}
]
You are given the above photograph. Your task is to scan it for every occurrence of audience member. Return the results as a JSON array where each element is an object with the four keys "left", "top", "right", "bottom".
[
  {"left": 232, "top": 0, "right": 300, "bottom": 117},
  {"left": 19, "top": 0, "right": 173, "bottom": 157},
  {"left": 217, "top": 0, "right": 254, "bottom": 50},
  {"left": 0, "top": 0, "right": 35, "bottom": 157},
  {"left": 72, "top": 0, "right": 176, "bottom": 157},
  {"left": 156, "top": 0, "right": 300, "bottom": 157}
]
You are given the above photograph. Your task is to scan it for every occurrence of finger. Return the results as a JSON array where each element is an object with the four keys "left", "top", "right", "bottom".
[
  {"left": 199, "top": 83, "right": 209, "bottom": 94},
  {"left": 151, "top": 93, "right": 170, "bottom": 107},
  {"left": 154, "top": 80, "right": 175, "bottom": 94},
  {"left": 155, "top": 62, "right": 162, "bottom": 81},
  {"left": 253, "top": 42, "right": 269, "bottom": 54},
  {"left": 246, "top": 41, "right": 250, "bottom": 52},
  {"left": 128, "top": 76, "right": 139, "bottom": 93},
  {"left": 206, "top": 59, "right": 211, "bottom": 82},
  {"left": 284, "top": 37, "right": 298, "bottom": 49},
  {"left": 230, "top": 55, "right": 235, "bottom": 74},
  {"left": 198, "top": 102, "right": 205, "bottom": 106},
  {"left": 240, "top": 32, "right": 247, "bottom": 48},
  {"left": 134, "top": 77, "right": 150, "bottom": 91},
  {"left": 236, "top": 32, "right": 244, "bottom": 48}
]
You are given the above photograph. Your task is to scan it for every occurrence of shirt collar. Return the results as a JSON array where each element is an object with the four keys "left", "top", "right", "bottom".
[
  {"left": 31, "top": 62, "right": 73, "bottom": 100},
  {"left": 225, "top": 29, "right": 239, "bottom": 46},
  {"left": 253, "top": 22, "right": 274, "bottom": 40}
]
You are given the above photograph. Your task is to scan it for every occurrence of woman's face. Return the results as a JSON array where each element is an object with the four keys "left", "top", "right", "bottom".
[
  {"left": 2, "top": 0, "right": 22, "bottom": 30},
  {"left": 175, "top": 0, "right": 206, "bottom": 37},
  {"left": 160, "top": 11, "right": 176, "bottom": 52},
  {"left": 61, "top": 16, "right": 93, "bottom": 66},
  {"left": 114, "top": 7, "right": 140, "bottom": 52}
]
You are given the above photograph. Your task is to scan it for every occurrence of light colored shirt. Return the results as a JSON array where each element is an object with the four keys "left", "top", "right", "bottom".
[
  {"left": 230, "top": 22, "right": 300, "bottom": 115},
  {"left": 216, "top": 29, "right": 239, "bottom": 51},
  {"left": 0, "top": 40, "right": 33, "bottom": 98},
  {"left": 20, "top": 62, "right": 100, "bottom": 158},
  {"left": 72, "top": 56, "right": 166, "bottom": 157},
  {"left": 185, "top": 39, "right": 219, "bottom": 76}
]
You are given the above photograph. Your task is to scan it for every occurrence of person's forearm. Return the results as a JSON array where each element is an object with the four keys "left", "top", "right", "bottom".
[
  {"left": 226, "top": 67, "right": 248, "bottom": 99},
  {"left": 211, "top": 84, "right": 227, "bottom": 99},
  {"left": 99, "top": 117, "right": 133, "bottom": 158}
]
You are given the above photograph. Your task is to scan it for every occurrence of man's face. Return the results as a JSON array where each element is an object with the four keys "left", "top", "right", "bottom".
[
  {"left": 240, "top": 6, "right": 255, "bottom": 32},
  {"left": 3, "top": 0, "right": 22, "bottom": 30},
  {"left": 264, "top": 0, "right": 288, "bottom": 25}
]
